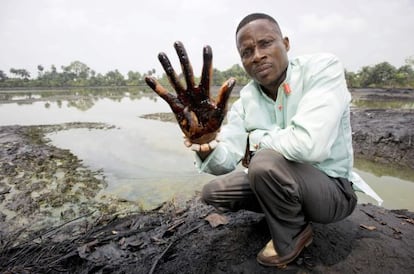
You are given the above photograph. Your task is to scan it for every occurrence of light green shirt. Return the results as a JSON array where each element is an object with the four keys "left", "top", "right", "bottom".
[{"left": 195, "top": 53, "right": 382, "bottom": 204}]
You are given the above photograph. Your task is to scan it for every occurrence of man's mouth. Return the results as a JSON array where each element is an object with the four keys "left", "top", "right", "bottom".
[{"left": 254, "top": 63, "right": 272, "bottom": 76}]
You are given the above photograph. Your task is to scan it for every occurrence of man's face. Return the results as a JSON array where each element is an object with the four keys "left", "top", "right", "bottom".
[{"left": 236, "top": 19, "right": 290, "bottom": 92}]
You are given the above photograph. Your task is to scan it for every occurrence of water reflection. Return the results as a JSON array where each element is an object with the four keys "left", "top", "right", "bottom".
[
  {"left": 355, "top": 157, "right": 414, "bottom": 182},
  {"left": 354, "top": 158, "right": 414, "bottom": 210},
  {"left": 67, "top": 97, "right": 97, "bottom": 111},
  {"left": 47, "top": 121, "right": 214, "bottom": 209},
  {"left": 0, "top": 88, "right": 160, "bottom": 111},
  {"left": 0, "top": 90, "right": 413, "bottom": 210},
  {"left": 355, "top": 169, "right": 414, "bottom": 211},
  {"left": 0, "top": 96, "right": 162, "bottom": 126},
  {"left": 352, "top": 99, "right": 414, "bottom": 109}
]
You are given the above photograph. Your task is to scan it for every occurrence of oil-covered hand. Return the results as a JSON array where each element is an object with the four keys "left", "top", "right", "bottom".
[{"left": 145, "top": 41, "right": 236, "bottom": 144}]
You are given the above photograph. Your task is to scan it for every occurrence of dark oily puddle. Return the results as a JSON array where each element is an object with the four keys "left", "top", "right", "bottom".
[{"left": 1, "top": 91, "right": 413, "bottom": 211}]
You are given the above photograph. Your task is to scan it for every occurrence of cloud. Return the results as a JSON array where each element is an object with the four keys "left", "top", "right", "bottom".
[
  {"left": 298, "top": 13, "right": 366, "bottom": 33},
  {"left": 285, "top": 0, "right": 414, "bottom": 70},
  {"left": 1, "top": 0, "right": 413, "bottom": 77}
]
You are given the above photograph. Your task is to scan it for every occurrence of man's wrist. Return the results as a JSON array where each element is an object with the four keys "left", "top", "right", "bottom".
[
  {"left": 190, "top": 132, "right": 218, "bottom": 145},
  {"left": 184, "top": 137, "right": 219, "bottom": 152}
]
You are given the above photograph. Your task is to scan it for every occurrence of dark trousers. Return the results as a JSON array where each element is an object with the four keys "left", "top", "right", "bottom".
[{"left": 201, "top": 149, "right": 357, "bottom": 256}]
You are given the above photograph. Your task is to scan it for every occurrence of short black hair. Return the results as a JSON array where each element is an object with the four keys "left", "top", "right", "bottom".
[{"left": 236, "top": 13, "right": 280, "bottom": 35}]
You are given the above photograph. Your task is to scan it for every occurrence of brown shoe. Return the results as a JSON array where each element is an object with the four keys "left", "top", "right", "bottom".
[{"left": 257, "top": 224, "right": 313, "bottom": 268}]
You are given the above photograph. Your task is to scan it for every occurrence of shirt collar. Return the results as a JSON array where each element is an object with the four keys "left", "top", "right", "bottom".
[
  {"left": 253, "top": 61, "right": 293, "bottom": 99},
  {"left": 281, "top": 61, "right": 292, "bottom": 95}
]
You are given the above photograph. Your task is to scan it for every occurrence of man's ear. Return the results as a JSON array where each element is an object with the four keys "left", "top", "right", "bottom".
[{"left": 283, "top": 37, "right": 290, "bottom": 51}]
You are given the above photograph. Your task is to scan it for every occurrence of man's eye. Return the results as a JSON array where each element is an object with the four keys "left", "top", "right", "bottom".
[
  {"left": 260, "top": 40, "right": 272, "bottom": 48},
  {"left": 241, "top": 49, "right": 252, "bottom": 58}
]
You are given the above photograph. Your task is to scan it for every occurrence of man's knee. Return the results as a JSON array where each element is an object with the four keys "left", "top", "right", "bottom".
[
  {"left": 201, "top": 181, "right": 216, "bottom": 205},
  {"left": 249, "top": 149, "right": 285, "bottom": 170},
  {"left": 248, "top": 149, "right": 301, "bottom": 202},
  {"left": 201, "top": 179, "right": 233, "bottom": 212},
  {"left": 248, "top": 149, "right": 285, "bottom": 190}
]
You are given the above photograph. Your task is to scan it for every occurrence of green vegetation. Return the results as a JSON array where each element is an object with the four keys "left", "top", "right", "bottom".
[
  {"left": 0, "top": 61, "right": 132, "bottom": 89},
  {"left": 345, "top": 56, "right": 414, "bottom": 88},
  {"left": 1, "top": 56, "right": 413, "bottom": 89},
  {"left": 0, "top": 61, "right": 250, "bottom": 90}
]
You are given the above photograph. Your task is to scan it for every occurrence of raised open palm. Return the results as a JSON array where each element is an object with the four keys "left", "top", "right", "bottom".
[{"left": 145, "top": 41, "right": 236, "bottom": 144}]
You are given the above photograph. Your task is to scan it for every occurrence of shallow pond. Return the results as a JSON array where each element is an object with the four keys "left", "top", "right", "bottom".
[{"left": 1, "top": 91, "right": 413, "bottom": 210}]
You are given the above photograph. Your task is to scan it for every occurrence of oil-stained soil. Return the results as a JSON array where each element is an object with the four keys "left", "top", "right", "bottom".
[{"left": 1, "top": 196, "right": 413, "bottom": 273}]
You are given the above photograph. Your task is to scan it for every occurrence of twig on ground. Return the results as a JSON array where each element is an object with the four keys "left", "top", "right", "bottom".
[{"left": 149, "top": 222, "right": 206, "bottom": 274}]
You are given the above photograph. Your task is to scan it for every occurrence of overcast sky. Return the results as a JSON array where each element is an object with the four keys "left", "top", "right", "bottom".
[{"left": 1, "top": 0, "right": 414, "bottom": 78}]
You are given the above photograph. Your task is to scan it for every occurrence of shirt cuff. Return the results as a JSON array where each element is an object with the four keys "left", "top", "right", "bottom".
[{"left": 194, "top": 144, "right": 228, "bottom": 174}]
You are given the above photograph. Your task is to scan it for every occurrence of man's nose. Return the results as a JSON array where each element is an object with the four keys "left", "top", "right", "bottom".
[{"left": 252, "top": 47, "right": 265, "bottom": 62}]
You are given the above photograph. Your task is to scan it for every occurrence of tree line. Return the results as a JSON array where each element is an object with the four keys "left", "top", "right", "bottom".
[
  {"left": 1, "top": 57, "right": 413, "bottom": 89},
  {"left": 346, "top": 56, "right": 414, "bottom": 88}
]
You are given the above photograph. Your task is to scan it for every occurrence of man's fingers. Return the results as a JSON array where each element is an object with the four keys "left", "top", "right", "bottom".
[
  {"left": 183, "top": 137, "right": 192, "bottom": 147},
  {"left": 216, "top": 77, "right": 236, "bottom": 110},
  {"left": 174, "top": 41, "right": 196, "bottom": 89},
  {"left": 145, "top": 76, "right": 167, "bottom": 95},
  {"left": 199, "top": 45, "right": 213, "bottom": 98},
  {"left": 158, "top": 52, "right": 185, "bottom": 94},
  {"left": 145, "top": 76, "right": 184, "bottom": 113},
  {"left": 182, "top": 107, "right": 202, "bottom": 139}
]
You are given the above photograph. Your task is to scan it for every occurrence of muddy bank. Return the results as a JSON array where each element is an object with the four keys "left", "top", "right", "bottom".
[
  {"left": 351, "top": 108, "right": 414, "bottom": 169},
  {"left": 0, "top": 123, "right": 142, "bottom": 242},
  {"left": 351, "top": 88, "right": 414, "bottom": 102},
  {"left": 1, "top": 196, "right": 413, "bottom": 273},
  {"left": 350, "top": 88, "right": 414, "bottom": 169}
]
